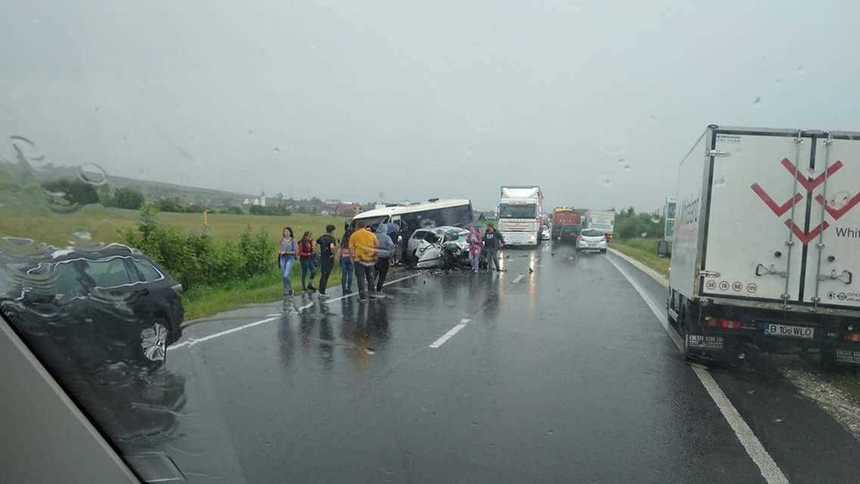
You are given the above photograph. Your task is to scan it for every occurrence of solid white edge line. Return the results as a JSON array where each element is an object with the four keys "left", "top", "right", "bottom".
[
  {"left": 606, "top": 255, "right": 789, "bottom": 484},
  {"left": 168, "top": 272, "right": 422, "bottom": 352},
  {"left": 606, "top": 257, "right": 683, "bottom": 351},
  {"left": 429, "top": 323, "right": 467, "bottom": 349},
  {"left": 691, "top": 366, "right": 789, "bottom": 484}
]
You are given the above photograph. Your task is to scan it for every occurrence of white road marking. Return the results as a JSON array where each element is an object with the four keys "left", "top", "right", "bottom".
[
  {"left": 607, "top": 255, "right": 789, "bottom": 484},
  {"left": 606, "top": 257, "right": 683, "bottom": 350},
  {"left": 168, "top": 316, "right": 279, "bottom": 351},
  {"left": 168, "top": 273, "right": 421, "bottom": 351},
  {"left": 429, "top": 318, "right": 470, "bottom": 348},
  {"left": 512, "top": 274, "right": 524, "bottom": 284}
]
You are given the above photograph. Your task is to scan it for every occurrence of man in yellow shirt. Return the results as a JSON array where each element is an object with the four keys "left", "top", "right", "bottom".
[{"left": 348, "top": 221, "right": 378, "bottom": 300}]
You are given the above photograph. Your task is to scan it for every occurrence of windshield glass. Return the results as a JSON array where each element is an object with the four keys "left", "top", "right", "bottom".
[
  {"left": 4, "top": 2, "right": 860, "bottom": 483},
  {"left": 498, "top": 204, "right": 537, "bottom": 219}
]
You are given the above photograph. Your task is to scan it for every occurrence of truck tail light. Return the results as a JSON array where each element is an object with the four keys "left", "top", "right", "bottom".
[
  {"left": 705, "top": 318, "right": 742, "bottom": 330},
  {"left": 845, "top": 333, "right": 860, "bottom": 343},
  {"left": 576, "top": 235, "right": 583, "bottom": 241}
]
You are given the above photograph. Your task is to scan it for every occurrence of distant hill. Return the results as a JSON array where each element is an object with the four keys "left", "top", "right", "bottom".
[{"left": 15, "top": 162, "right": 254, "bottom": 208}]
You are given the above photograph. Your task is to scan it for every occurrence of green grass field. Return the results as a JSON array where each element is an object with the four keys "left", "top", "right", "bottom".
[
  {"left": 0, "top": 205, "right": 350, "bottom": 319},
  {"left": 0, "top": 205, "right": 346, "bottom": 246},
  {"left": 611, "top": 238, "right": 670, "bottom": 277}
]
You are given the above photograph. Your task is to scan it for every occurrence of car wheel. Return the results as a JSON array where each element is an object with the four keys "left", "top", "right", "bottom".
[{"left": 141, "top": 320, "right": 169, "bottom": 365}]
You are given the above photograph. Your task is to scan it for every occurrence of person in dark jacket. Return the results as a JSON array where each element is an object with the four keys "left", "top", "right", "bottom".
[
  {"left": 374, "top": 223, "right": 395, "bottom": 293},
  {"left": 482, "top": 224, "right": 505, "bottom": 272},
  {"left": 316, "top": 225, "right": 337, "bottom": 297}
]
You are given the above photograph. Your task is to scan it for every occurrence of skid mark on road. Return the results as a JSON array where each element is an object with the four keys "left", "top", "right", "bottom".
[{"left": 607, "top": 255, "right": 789, "bottom": 484}]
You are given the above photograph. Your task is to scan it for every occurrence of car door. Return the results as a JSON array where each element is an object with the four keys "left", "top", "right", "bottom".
[
  {"left": 129, "top": 257, "right": 180, "bottom": 330},
  {"left": 87, "top": 257, "right": 145, "bottom": 361},
  {"left": 408, "top": 230, "right": 428, "bottom": 253}
]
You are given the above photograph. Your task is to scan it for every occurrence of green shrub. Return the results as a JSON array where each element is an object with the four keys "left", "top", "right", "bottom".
[{"left": 121, "top": 207, "right": 276, "bottom": 290}]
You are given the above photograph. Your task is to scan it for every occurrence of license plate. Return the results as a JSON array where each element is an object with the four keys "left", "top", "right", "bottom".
[
  {"left": 687, "top": 334, "right": 723, "bottom": 350},
  {"left": 764, "top": 323, "right": 814, "bottom": 339}
]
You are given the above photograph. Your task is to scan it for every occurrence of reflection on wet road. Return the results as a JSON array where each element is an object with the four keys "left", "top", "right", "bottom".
[{"left": 146, "top": 243, "right": 860, "bottom": 483}]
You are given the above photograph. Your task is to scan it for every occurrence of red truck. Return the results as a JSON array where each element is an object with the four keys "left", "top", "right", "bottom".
[{"left": 551, "top": 208, "right": 583, "bottom": 240}]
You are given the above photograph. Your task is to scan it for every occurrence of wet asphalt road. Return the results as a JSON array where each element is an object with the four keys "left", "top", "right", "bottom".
[{"left": 139, "top": 242, "right": 860, "bottom": 483}]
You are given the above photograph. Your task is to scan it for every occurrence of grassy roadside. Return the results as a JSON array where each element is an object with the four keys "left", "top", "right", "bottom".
[
  {"left": 0, "top": 204, "right": 346, "bottom": 246},
  {"left": 183, "top": 265, "right": 344, "bottom": 321},
  {"left": 611, "top": 238, "right": 669, "bottom": 276}
]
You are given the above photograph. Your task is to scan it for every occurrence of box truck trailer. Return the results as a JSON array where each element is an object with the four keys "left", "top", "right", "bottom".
[{"left": 668, "top": 125, "right": 860, "bottom": 365}]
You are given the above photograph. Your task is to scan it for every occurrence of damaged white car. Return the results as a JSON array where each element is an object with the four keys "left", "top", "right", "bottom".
[{"left": 409, "top": 226, "right": 471, "bottom": 269}]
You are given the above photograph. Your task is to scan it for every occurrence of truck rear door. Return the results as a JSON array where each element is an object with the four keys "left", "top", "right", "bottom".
[
  {"left": 702, "top": 130, "right": 813, "bottom": 303},
  {"left": 802, "top": 135, "right": 860, "bottom": 308}
]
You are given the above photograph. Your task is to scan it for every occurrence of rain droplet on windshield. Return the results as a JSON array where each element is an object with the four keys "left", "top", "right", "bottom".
[
  {"left": 753, "top": 96, "right": 761, "bottom": 105},
  {"left": 600, "top": 176, "right": 612, "bottom": 187},
  {"left": 72, "top": 231, "right": 92, "bottom": 241},
  {"left": 623, "top": 163, "right": 632, "bottom": 171},
  {"left": 78, "top": 163, "right": 108, "bottom": 186},
  {"left": 273, "top": 147, "right": 280, "bottom": 153}
]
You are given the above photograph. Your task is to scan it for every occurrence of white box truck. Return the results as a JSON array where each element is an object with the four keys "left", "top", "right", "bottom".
[
  {"left": 586, "top": 209, "right": 617, "bottom": 240},
  {"left": 668, "top": 125, "right": 860, "bottom": 365},
  {"left": 497, "top": 186, "right": 543, "bottom": 246}
]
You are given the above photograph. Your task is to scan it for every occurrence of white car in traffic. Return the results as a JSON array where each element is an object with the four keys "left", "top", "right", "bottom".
[{"left": 576, "top": 228, "right": 607, "bottom": 253}]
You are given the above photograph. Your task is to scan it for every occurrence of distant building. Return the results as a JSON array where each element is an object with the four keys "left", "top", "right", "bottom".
[{"left": 335, "top": 202, "right": 362, "bottom": 217}]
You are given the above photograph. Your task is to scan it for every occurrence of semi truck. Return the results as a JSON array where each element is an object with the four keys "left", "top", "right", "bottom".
[
  {"left": 668, "top": 125, "right": 860, "bottom": 366},
  {"left": 551, "top": 208, "right": 584, "bottom": 241},
  {"left": 497, "top": 186, "right": 543, "bottom": 246}
]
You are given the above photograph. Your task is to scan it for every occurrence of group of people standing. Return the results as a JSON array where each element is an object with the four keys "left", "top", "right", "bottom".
[
  {"left": 466, "top": 223, "right": 505, "bottom": 273},
  {"left": 278, "top": 221, "right": 505, "bottom": 301},
  {"left": 278, "top": 221, "right": 397, "bottom": 301}
]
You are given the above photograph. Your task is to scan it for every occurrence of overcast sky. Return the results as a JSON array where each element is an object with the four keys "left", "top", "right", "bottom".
[{"left": 2, "top": 0, "right": 859, "bottom": 211}]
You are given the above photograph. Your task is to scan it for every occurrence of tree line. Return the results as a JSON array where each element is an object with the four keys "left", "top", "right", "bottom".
[{"left": 40, "top": 177, "right": 290, "bottom": 215}]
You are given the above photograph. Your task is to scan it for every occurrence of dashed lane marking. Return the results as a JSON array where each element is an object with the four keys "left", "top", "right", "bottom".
[
  {"left": 168, "top": 273, "right": 421, "bottom": 351},
  {"left": 429, "top": 318, "right": 471, "bottom": 349}
]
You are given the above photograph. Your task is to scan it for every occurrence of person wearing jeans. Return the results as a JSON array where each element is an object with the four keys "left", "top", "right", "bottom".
[
  {"left": 339, "top": 225, "right": 354, "bottom": 294},
  {"left": 374, "top": 223, "right": 395, "bottom": 293},
  {"left": 467, "top": 225, "right": 483, "bottom": 273},
  {"left": 349, "top": 221, "right": 378, "bottom": 300},
  {"left": 298, "top": 231, "right": 316, "bottom": 291},
  {"left": 483, "top": 224, "right": 505, "bottom": 272},
  {"left": 278, "top": 227, "right": 297, "bottom": 296}
]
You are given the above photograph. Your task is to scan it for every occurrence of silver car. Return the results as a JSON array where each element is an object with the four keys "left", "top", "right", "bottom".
[{"left": 576, "top": 228, "right": 608, "bottom": 254}]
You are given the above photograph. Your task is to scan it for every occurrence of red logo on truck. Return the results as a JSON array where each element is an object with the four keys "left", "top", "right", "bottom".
[{"left": 751, "top": 158, "right": 856, "bottom": 244}]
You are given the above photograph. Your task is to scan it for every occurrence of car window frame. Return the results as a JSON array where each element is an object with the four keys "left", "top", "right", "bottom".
[
  {"left": 130, "top": 257, "right": 164, "bottom": 283},
  {"left": 52, "top": 256, "right": 147, "bottom": 290}
]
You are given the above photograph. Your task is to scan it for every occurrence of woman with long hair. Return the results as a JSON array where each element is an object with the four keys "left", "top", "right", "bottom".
[
  {"left": 298, "top": 231, "right": 317, "bottom": 291},
  {"left": 339, "top": 223, "right": 354, "bottom": 294},
  {"left": 278, "top": 227, "right": 297, "bottom": 296}
]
